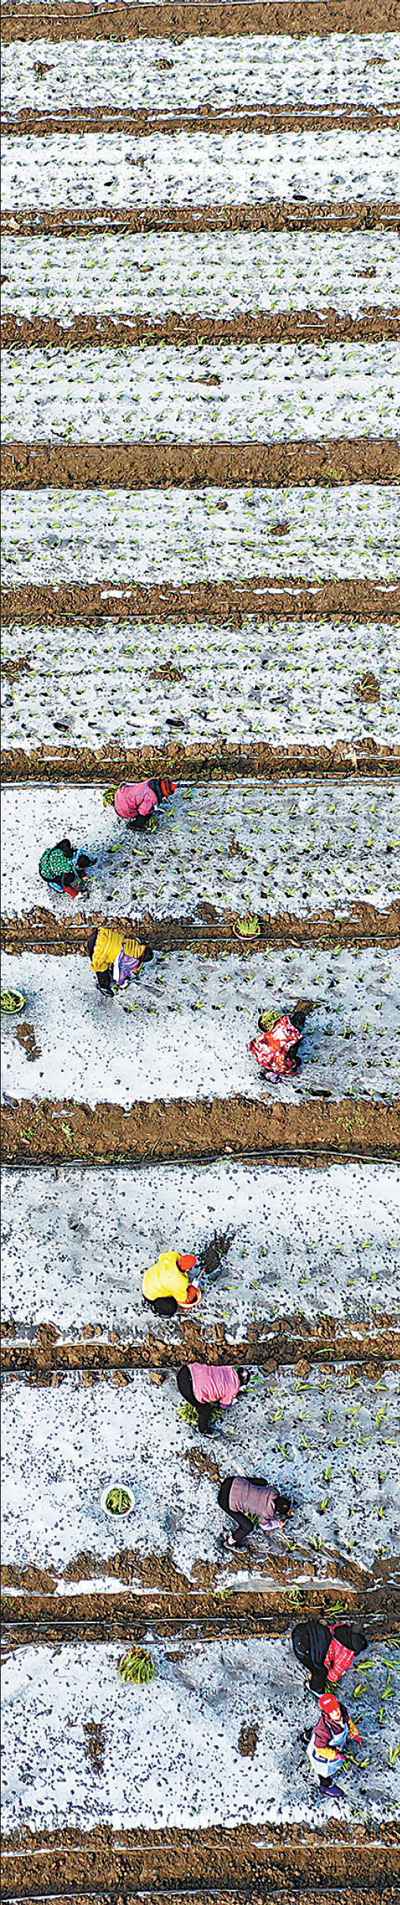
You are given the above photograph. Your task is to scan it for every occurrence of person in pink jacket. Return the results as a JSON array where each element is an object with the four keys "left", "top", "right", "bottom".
[
  {"left": 103, "top": 778, "right": 177, "bottom": 831},
  {"left": 177, "top": 1364, "right": 248, "bottom": 1433},
  {"left": 218, "top": 1474, "right": 293, "bottom": 1548}
]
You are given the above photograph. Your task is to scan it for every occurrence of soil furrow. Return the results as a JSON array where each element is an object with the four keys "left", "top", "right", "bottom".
[
  {"left": 4, "top": 109, "right": 400, "bottom": 136},
  {"left": 3, "top": 747, "right": 400, "bottom": 784},
  {"left": 2, "top": 3, "right": 399, "bottom": 39},
  {"left": 4, "top": 442, "right": 400, "bottom": 490},
  {"left": 3, "top": 583, "right": 400, "bottom": 625},
  {"left": 3, "top": 205, "right": 399, "bottom": 236},
  {"left": 3, "top": 902, "right": 400, "bottom": 953},
  {"left": 2, "top": 1326, "right": 399, "bottom": 1370},
  {"left": 4, "top": 313, "right": 400, "bottom": 348},
  {"left": 2, "top": 1099, "right": 400, "bottom": 1164},
  {"left": 1, "top": 1826, "right": 399, "bottom": 1896}
]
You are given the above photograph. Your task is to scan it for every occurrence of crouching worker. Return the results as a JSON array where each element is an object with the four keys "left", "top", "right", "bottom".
[
  {"left": 292, "top": 1618, "right": 368, "bottom": 1694},
  {"left": 249, "top": 999, "right": 311, "bottom": 1079},
  {"left": 305, "top": 1692, "right": 361, "bottom": 1802},
  {"left": 103, "top": 779, "right": 177, "bottom": 831},
  {"left": 143, "top": 1251, "right": 200, "bottom": 1318},
  {"left": 218, "top": 1474, "right": 292, "bottom": 1549},
  {"left": 88, "top": 926, "right": 153, "bottom": 998},
  {"left": 177, "top": 1364, "right": 247, "bottom": 1434},
  {"left": 39, "top": 839, "right": 94, "bottom": 899}
]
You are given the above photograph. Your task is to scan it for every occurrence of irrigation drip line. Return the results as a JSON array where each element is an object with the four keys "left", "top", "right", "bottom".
[
  {"left": 3, "top": 1148, "right": 400, "bottom": 1169},
  {"left": 0, "top": 1889, "right": 385, "bottom": 1905}
]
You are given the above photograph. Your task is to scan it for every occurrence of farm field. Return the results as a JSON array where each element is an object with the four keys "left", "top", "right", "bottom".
[{"left": 1, "top": 1, "right": 399, "bottom": 1898}]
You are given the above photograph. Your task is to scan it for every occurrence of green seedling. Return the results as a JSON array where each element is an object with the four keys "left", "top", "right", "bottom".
[
  {"left": 389, "top": 1744, "right": 400, "bottom": 1765},
  {"left": 118, "top": 1649, "right": 156, "bottom": 1685}
]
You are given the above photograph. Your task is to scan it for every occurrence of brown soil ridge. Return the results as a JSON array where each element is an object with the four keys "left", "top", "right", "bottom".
[
  {"left": 3, "top": 1325, "right": 399, "bottom": 1372},
  {"left": 4, "top": 743, "right": 400, "bottom": 784},
  {"left": 3, "top": 899, "right": 400, "bottom": 955},
  {"left": 3, "top": 582, "right": 400, "bottom": 627},
  {"left": 2, "top": 3, "right": 399, "bottom": 40},
  {"left": 2, "top": 1592, "right": 398, "bottom": 1649},
  {"left": 4, "top": 312, "right": 400, "bottom": 350},
  {"left": 2, "top": 1824, "right": 399, "bottom": 1895},
  {"left": 0, "top": 1894, "right": 397, "bottom": 1905},
  {"left": 0, "top": 1537, "right": 371, "bottom": 1604},
  {"left": 3, "top": 203, "right": 399, "bottom": 237},
  {"left": 4, "top": 108, "right": 399, "bottom": 137},
  {"left": 2, "top": 1097, "right": 400, "bottom": 1165},
  {"left": 4, "top": 441, "right": 400, "bottom": 492}
]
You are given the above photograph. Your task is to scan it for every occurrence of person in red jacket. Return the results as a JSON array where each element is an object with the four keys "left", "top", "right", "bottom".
[
  {"left": 305, "top": 1692, "right": 361, "bottom": 1800},
  {"left": 249, "top": 1000, "right": 311, "bottom": 1079},
  {"left": 103, "top": 778, "right": 177, "bottom": 831},
  {"left": 292, "top": 1618, "right": 368, "bottom": 1693}
]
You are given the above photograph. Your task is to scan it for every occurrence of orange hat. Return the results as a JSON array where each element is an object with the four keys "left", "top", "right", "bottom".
[
  {"left": 160, "top": 778, "right": 177, "bottom": 799},
  {"left": 320, "top": 1693, "right": 343, "bottom": 1723},
  {"left": 178, "top": 1254, "right": 198, "bottom": 1272}
]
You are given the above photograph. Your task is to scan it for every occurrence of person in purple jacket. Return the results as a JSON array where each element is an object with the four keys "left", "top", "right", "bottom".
[{"left": 218, "top": 1474, "right": 293, "bottom": 1548}]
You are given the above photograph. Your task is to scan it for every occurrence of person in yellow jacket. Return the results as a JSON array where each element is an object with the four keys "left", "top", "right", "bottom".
[
  {"left": 88, "top": 926, "right": 154, "bottom": 998},
  {"left": 143, "top": 1251, "right": 200, "bottom": 1318}
]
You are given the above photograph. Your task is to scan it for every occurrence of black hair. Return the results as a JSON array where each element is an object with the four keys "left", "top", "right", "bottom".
[
  {"left": 141, "top": 945, "right": 154, "bottom": 963},
  {"left": 274, "top": 1491, "right": 292, "bottom": 1520}
]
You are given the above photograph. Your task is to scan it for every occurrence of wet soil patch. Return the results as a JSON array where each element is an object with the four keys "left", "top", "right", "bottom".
[
  {"left": 83, "top": 1721, "right": 106, "bottom": 1780},
  {"left": 14, "top": 1021, "right": 41, "bottom": 1062},
  {"left": 238, "top": 1719, "right": 259, "bottom": 1756},
  {"left": 2, "top": 1095, "right": 400, "bottom": 1166},
  {"left": 3, "top": 440, "right": 399, "bottom": 491},
  {"left": 1, "top": 655, "right": 31, "bottom": 681}
]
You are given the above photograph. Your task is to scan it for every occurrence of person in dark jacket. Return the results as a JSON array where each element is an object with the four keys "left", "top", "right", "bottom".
[
  {"left": 292, "top": 1618, "right": 368, "bottom": 1693},
  {"left": 218, "top": 1474, "right": 292, "bottom": 1548}
]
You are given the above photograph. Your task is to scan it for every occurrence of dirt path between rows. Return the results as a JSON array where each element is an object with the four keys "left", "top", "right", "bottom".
[
  {"left": 3, "top": 314, "right": 400, "bottom": 349},
  {"left": 4, "top": 442, "right": 400, "bottom": 490},
  {"left": 2, "top": 1326, "right": 398, "bottom": 1371},
  {"left": 4, "top": 745, "right": 400, "bottom": 784},
  {"left": 2, "top": 1, "right": 398, "bottom": 36},
  {"left": 3, "top": 205, "right": 400, "bottom": 237},
  {"left": 4, "top": 108, "right": 399, "bottom": 137},
  {"left": 3, "top": 582, "right": 400, "bottom": 627},
  {"left": 2, "top": 1823, "right": 399, "bottom": 1895},
  {"left": 3, "top": 900, "right": 400, "bottom": 955},
  {"left": 2, "top": 1097, "right": 400, "bottom": 1164}
]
